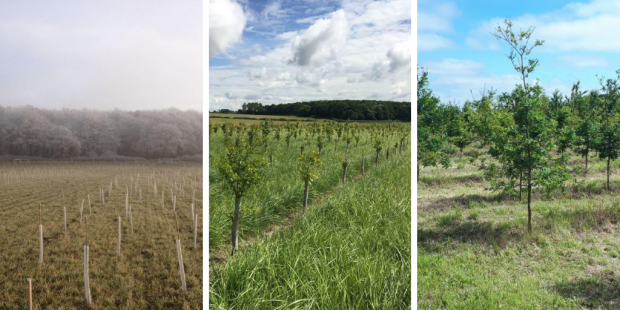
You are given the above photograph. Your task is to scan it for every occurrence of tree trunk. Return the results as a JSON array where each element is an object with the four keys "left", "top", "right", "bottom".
[
  {"left": 303, "top": 181, "right": 309, "bottom": 209},
  {"left": 269, "top": 154, "right": 273, "bottom": 167},
  {"left": 231, "top": 196, "right": 241, "bottom": 255},
  {"left": 342, "top": 165, "right": 347, "bottom": 184},
  {"left": 375, "top": 151, "right": 380, "bottom": 165},
  {"left": 362, "top": 155, "right": 365, "bottom": 176},
  {"left": 607, "top": 158, "right": 611, "bottom": 190},
  {"left": 527, "top": 165, "right": 532, "bottom": 232},
  {"left": 585, "top": 151, "right": 589, "bottom": 170},
  {"left": 519, "top": 172, "right": 522, "bottom": 201}
]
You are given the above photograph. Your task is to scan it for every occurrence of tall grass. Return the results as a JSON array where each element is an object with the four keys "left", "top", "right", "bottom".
[
  {"left": 210, "top": 148, "right": 411, "bottom": 309},
  {"left": 209, "top": 130, "right": 386, "bottom": 252}
]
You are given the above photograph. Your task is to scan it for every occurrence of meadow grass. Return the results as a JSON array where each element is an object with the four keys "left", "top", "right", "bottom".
[
  {"left": 0, "top": 162, "right": 202, "bottom": 309},
  {"left": 418, "top": 154, "right": 620, "bottom": 309},
  {"left": 209, "top": 129, "right": 390, "bottom": 254},
  {"left": 209, "top": 113, "right": 325, "bottom": 125},
  {"left": 210, "top": 145, "right": 411, "bottom": 309}
]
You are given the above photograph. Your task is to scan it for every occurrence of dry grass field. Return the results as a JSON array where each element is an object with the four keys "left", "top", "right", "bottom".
[{"left": 0, "top": 162, "right": 202, "bottom": 309}]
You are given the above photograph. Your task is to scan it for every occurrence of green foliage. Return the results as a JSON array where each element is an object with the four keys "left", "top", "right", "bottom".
[
  {"left": 417, "top": 68, "right": 450, "bottom": 170},
  {"left": 215, "top": 136, "right": 266, "bottom": 198},
  {"left": 298, "top": 151, "right": 322, "bottom": 184},
  {"left": 593, "top": 71, "right": 620, "bottom": 163},
  {"left": 492, "top": 18, "right": 544, "bottom": 88}
]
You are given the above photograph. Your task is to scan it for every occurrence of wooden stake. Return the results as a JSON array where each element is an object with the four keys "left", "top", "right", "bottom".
[
  {"left": 80, "top": 199, "right": 84, "bottom": 223},
  {"left": 28, "top": 278, "right": 33, "bottom": 310},
  {"left": 117, "top": 216, "right": 121, "bottom": 257},
  {"left": 38, "top": 224, "right": 43, "bottom": 263},
  {"left": 129, "top": 205, "right": 134, "bottom": 234},
  {"left": 191, "top": 204, "right": 195, "bottom": 227},
  {"left": 176, "top": 237, "right": 187, "bottom": 293},
  {"left": 193, "top": 214, "right": 198, "bottom": 250},
  {"left": 63, "top": 206, "right": 67, "bottom": 237},
  {"left": 125, "top": 189, "right": 129, "bottom": 218},
  {"left": 84, "top": 217, "right": 91, "bottom": 306}
]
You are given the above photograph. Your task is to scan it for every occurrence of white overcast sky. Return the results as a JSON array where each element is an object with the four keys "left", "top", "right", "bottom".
[
  {"left": 0, "top": 0, "right": 202, "bottom": 111},
  {"left": 208, "top": 0, "right": 412, "bottom": 111}
]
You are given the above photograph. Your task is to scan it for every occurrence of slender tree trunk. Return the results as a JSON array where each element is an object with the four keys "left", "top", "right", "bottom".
[
  {"left": 417, "top": 163, "right": 419, "bottom": 181},
  {"left": 231, "top": 196, "right": 241, "bottom": 255},
  {"left": 607, "top": 158, "right": 611, "bottom": 190},
  {"left": 375, "top": 151, "right": 380, "bottom": 165},
  {"left": 342, "top": 165, "right": 347, "bottom": 184},
  {"left": 519, "top": 172, "right": 522, "bottom": 201},
  {"left": 527, "top": 166, "right": 532, "bottom": 233},
  {"left": 585, "top": 151, "right": 589, "bottom": 170},
  {"left": 362, "top": 155, "right": 365, "bottom": 176},
  {"left": 269, "top": 154, "right": 273, "bottom": 167},
  {"left": 303, "top": 181, "right": 309, "bottom": 209}
]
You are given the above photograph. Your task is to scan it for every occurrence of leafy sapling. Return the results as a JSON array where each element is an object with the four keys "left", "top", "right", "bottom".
[
  {"left": 298, "top": 151, "right": 321, "bottom": 209},
  {"left": 215, "top": 136, "right": 266, "bottom": 255}
]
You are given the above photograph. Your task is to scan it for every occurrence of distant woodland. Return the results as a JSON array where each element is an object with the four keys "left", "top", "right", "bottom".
[
  {"left": 215, "top": 100, "right": 411, "bottom": 121},
  {"left": 0, "top": 106, "right": 202, "bottom": 159}
]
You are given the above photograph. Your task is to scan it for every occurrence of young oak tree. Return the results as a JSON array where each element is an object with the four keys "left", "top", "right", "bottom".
[
  {"left": 593, "top": 71, "right": 620, "bottom": 190},
  {"left": 417, "top": 68, "right": 450, "bottom": 181},
  {"left": 570, "top": 82, "right": 597, "bottom": 170},
  {"left": 298, "top": 151, "right": 322, "bottom": 209},
  {"left": 489, "top": 18, "right": 569, "bottom": 232},
  {"left": 215, "top": 136, "right": 266, "bottom": 255}
]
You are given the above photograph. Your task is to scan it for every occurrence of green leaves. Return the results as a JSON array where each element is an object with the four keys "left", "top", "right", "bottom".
[
  {"left": 417, "top": 68, "right": 451, "bottom": 170},
  {"left": 298, "top": 151, "right": 322, "bottom": 184},
  {"left": 215, "top": 136, "right": 266, "bottom": 198}
]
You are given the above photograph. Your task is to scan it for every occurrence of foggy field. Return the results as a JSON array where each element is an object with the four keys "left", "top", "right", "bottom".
[
  {"left": 418, "top": 155, "right": 620, "bottom": 309},
  {"left": 0, "top": 162, "right": 202, "bottom": 309}
]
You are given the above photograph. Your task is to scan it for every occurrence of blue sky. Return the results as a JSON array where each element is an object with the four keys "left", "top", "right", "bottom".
[
  {"left": 209, "top": 0, "right": 412, "bottom": 111},
  {"left": 418, "top": 0, "right": 620, "bottom": 105}
]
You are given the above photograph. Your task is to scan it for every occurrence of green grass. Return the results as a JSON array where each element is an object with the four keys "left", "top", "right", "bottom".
[
  {"left": 209, "top": 113, "right": 326, "bottom": 124},
  {"left": 418, "top": 153, "right": 620, "bottom": 309},
  {"left": 210, "top": 146, "right": 411, "bottom": 309},
  {"left": 0, "top": 163, "right": 202, "bottom": 308},
  {"left": 209, "top": 130, "right": 398, "bottom": 253}
]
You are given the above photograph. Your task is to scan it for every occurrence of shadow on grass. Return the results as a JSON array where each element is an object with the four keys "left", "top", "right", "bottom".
[
  {"left": 554, "top": 271, "right": 620, "bottom": 309},
  {"left": 423, "top": 193, "right": 506, "bottom": 211},
  {"left": 418, "top": 220, "right": 523, "bottom": 253},
  {"left": 418, "top": 173, "right": 484, "bottom": 188}
]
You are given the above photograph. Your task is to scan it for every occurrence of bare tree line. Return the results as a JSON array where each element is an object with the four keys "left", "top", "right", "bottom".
[{"left": 0, "top": 105, "right": 202, "bottom": 159}]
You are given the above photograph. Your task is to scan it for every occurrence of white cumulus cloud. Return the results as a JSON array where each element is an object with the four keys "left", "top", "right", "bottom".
[
  {"left": 209, "top": 0, "right": 247, "bottom": 57},
  {"left": 290, "top": 9, "right": 349, "bottom": 66}
]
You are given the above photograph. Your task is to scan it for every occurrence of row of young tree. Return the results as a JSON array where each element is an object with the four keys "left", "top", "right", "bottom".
[
  {"left": 231, "top": 100, "right": 411, "bottom": 121},
  {"left": 212, "top": 119, "right": 410, "bottom": 254},
  {"left": 418, "top": 19, "right": 620, "bottom": 231},
  {"left": 0, "top": 106, "right": 203, "bottom": 159}
]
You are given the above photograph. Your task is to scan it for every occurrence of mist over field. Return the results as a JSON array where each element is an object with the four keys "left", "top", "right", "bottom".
[{"left": 0, "top": 105, "right": 202, "bottom": 159}]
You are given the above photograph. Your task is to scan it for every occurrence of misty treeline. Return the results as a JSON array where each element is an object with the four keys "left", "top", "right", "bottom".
[
  {"left": 0, "top": 105, "right": 202, "bottom": 159},
  {"left": 215, "top": 100, "right": 411, "bottom": 122}
]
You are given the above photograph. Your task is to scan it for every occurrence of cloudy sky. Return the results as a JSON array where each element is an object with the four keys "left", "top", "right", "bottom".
[
  {"left": 419, "top": 0, "right": 620, "bottom": 106},
  {"left": 0, "top": 0, "right": 202, "bottom": 111},
  {"left": 208, "top": 0, "right": 412, "bottom": 111}
]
